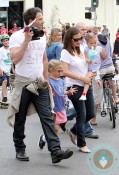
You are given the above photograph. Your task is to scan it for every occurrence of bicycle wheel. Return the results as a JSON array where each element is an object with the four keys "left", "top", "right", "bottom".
[
  {"left": 101, "top": 88, "right": 107, "bottom": 117},
  {"left": 106, "top": 89, "right": 112, "bottom": 121},
  {"left": 108, "top": 89, "right": 116, "bottom": 128}
]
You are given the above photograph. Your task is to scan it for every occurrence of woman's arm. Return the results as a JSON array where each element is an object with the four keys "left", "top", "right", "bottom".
[
  {"left": 61, "top": 61, "right": 92, "bottom": 85},
  {"left": 84, "top": 52, "right": 92, "bottom": 64}
]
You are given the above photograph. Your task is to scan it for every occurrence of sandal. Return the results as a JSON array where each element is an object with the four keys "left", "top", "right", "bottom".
[
  {"left": 115, "top": 97, "right": 119, "bottom": 104},
  {"left": 90, "top": 122, "right": 97, "bottom": 125},
  {"left": 67, "top": 129, "right": 76, "bottom": 145}
]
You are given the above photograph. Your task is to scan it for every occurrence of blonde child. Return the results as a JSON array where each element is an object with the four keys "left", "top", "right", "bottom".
[
  {"left": 79, "top": 33, "right": 106, "bottom": 100},
  {"left": 48, "top": 59, "right": 77, "bottom": 133},
  {"left": 38, "top": 59, "right": 77, "bottom": 149}
]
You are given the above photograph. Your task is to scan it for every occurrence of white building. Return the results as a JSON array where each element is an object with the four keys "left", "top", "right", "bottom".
[
  {"left": 1, "top": 0, "right": 119, "bottom": 44},
  {"left": 42, "top": 0, "right": 119, "bottom": 44}
]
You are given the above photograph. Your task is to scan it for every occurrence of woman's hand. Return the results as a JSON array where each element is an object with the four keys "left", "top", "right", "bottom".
[
  {"left": 86, "top": 59, "right": 92, "bottom": 64},
  {"left": 86, "top": 71, "right": 95, "bottom": 79},
  {"left": 81, "top": 76, "right": 92, "bottom": 84}
]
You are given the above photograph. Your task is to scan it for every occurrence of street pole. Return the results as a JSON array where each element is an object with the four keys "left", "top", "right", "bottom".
[{"left": 94, "top": 8, "right": 97, "bottom": 25}]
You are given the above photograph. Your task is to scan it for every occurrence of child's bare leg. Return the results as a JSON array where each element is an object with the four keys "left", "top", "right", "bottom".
[
  {"left": 2, "top": 80, "right": 7, "bottom": 101},
  {"left": 54, "top": 124, "right": 60, "bottom": 135},
  {"left": 79, "top": 84, "right": 89, "bottom": 101}
]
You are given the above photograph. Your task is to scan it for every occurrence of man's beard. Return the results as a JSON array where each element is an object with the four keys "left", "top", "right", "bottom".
[{"left": 3, "top": 45, "right": 9, "bottom": 48}]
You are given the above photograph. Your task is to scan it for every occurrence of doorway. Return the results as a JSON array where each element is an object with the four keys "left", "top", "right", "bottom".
[{"left": 8, "top": 1, "right": 24, "bottom": 30}]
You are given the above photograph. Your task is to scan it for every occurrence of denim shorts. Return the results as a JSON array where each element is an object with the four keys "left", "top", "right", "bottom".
[{"left": 0, "top": 72, "right": 9, "bottom": 86}]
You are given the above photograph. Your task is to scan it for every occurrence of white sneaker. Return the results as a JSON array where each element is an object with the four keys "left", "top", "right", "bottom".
[{"left": 79, "top": 95, "right": 87, "bottom": 101}]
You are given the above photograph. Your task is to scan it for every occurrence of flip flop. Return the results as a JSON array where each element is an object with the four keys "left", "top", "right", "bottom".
[
  {"left": 79, "top": 146, "right": 91, "bottom": 153},
  {"left": 115, "top": 97, "right": 119, "bottom": 104},
  {"left": 90, "top": 122, "right": 97, "bottom": 125}
]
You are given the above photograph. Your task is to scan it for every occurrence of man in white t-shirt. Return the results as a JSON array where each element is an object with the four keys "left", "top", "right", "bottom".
[
  {"left": 8, "top": 7, "right": 73, "bottom": 163},
  {"left": 0, "top": 34, "right": 12, "bottom": 103}
]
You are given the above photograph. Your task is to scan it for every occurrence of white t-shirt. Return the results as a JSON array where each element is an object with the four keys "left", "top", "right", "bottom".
[
  {"left": 60, "top": 49, "right": 88, "bottom": 87},
  {"left": 9, "top": 29, "right": 46, "bottom": 79},
  {"left": 0, "top": 46, "right": 12, "bottom": 75}
]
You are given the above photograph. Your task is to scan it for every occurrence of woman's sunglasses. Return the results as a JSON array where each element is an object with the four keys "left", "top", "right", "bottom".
[{"left": 72, "top": 37, "right": 82, "bottom": 42}]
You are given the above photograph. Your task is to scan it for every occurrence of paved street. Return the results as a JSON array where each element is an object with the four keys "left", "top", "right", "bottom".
[{"left": 1, "top": 93, "right": 119, "bottom": 175}]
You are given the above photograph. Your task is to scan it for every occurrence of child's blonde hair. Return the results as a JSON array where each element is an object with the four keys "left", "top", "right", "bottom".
[
  {"left": 47, "top": 28, "right": 61, "bottom": 46},
  {"left": 48, "top": 59, "right": 62, "bottom": 73},
  {"left": 86, "top": 33, "right": 97, "bottom": 44}
]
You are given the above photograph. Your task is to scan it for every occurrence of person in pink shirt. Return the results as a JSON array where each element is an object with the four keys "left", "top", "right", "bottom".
[
  {"left": 0, "top": 24, "right": 8, "bottom": 35},
  {"left": 113, "top": 28, "right": 119, "bottom": 55}
]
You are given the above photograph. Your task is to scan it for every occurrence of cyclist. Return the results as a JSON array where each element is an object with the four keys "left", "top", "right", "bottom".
[
  {"left": 90, "top": 29, "right": 118, "bottom": 125},
  {"left": 0, "top": 34, "right": 13, "bottom": 105}
]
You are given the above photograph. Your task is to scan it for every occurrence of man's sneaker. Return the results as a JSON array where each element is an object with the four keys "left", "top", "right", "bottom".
[
  {"left": 67, "top": 129, "right": 76, "bottom": 145},
  {"left": 51, "top": 149, "right": 73, "bottom": 164},
  {"left": 38, "top": 135, "right": 46, "bottom": 150},
  {"left": 16, "top": 151, "right": 29, "bottom": 161},
  {"left": 2, "top": 97, "right": 7, "bottom": 102}
]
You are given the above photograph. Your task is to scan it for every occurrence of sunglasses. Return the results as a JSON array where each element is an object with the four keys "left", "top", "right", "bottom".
[
  {"left": 87, "top": 30, "right": 92, "bottom": 33},
  {"left": 72, "top": 37, "right": 82, "bottom": 42}
]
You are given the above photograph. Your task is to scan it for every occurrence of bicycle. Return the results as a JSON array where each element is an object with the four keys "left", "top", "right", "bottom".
[{"left": 101, "top": 73, "right": 118, "bottom": 128}]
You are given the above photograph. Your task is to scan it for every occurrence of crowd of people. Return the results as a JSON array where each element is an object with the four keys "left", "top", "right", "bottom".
[{"left": 0, "top": 7, "right": 119, "bottom": 165}]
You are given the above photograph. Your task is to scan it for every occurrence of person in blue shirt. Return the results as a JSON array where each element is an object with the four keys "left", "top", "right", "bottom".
[{"left": 46, "top": 28, "right": 63, "bottom": 61}]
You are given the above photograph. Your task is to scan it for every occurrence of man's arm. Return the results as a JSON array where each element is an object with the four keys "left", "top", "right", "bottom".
[
  {"left": 43, "top": 51, "right": 49, "bottom": 81},
  {"left": 10, "top": 30, "right": 33, "bottom": 65}
]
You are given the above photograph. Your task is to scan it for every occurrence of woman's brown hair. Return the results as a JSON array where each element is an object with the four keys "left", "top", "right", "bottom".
[{"left": 63, "top": 27, "right": 80, "bottom": 55}]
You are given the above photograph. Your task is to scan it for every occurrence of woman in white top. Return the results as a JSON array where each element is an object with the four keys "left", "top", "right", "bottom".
[{"left": 61, "top": 27, "right": 95, "bottom": 153}]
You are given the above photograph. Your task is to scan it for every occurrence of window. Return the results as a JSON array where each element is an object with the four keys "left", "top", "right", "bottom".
[
  {"left": 34, "top": 0, "right": 42, "bottom": 9},
  {"left": 116, "top": 0, "right": 119, "bottom": 5}
]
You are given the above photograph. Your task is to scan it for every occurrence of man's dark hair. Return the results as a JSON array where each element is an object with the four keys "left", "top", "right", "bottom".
[{"left": 23, "top": 7, "right": 42, "bottom": 25}]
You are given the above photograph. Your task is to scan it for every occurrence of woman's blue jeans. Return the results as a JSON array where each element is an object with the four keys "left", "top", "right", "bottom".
[{"left": 68, "top": 85, "right": 95, "bottom": 147}]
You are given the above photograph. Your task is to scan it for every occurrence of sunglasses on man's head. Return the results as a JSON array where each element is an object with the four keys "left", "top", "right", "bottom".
[{"left": 72, "top": 37, "right": 82, "bottom": 42}]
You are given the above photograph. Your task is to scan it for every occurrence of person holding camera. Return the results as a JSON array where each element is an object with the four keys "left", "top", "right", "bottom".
[{"left": 7, "top": 7, "right": 73, "bottom": 163}]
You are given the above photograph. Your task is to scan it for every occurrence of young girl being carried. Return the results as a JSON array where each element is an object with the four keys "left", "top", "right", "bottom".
[{"left": 79, "top": 33, "right": 106, "bottom": 100}]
